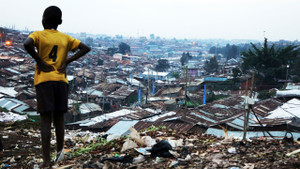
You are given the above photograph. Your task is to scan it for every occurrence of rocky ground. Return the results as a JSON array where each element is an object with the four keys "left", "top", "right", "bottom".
[{"left": 1, "top": 120, "right": 300, "bottom": 169}]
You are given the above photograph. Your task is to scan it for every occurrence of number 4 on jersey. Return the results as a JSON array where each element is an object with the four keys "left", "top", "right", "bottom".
[{"left": 49, "top": 45, "right": 58, "bottom": 62}]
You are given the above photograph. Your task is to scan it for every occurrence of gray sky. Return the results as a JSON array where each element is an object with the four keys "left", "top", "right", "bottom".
[{"left": 1, "top": 0, "right": 299, "bottom": 41}]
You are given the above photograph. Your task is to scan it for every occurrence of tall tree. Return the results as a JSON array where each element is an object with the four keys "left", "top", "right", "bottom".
[
  {"left": 209, "top": 46, "right": 218, "bottom": 54},
  {"left": 118, "top": 42, "right": 131, "bottom": 55},
  {"left": 180, "top": 52, "right": 192, "bottom": 66},
  {"left": 228, "top": 45, "right": 238, "bottom": 59},
  {"left": 106, "top": 47, "right": 118, "bottom": 56},
  {"left": 242, "top": 38, "right": 300, "bottom": 88},
  {"left": 180, "top": 52, "right": 187, "bottom": 66},
  {"left": 204, "top": 56, "right": 219, "bottom": 73},
  {"left": 232, "top": 67, "right": 242, "bottom": 83},
  {"left": 155, "top": 59, "right": 170, "bottom": 72}
]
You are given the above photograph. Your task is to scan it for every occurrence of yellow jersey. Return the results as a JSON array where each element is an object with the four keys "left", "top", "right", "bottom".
[{"left": 28, "top": 29, "right": 81, "bottom": 86}]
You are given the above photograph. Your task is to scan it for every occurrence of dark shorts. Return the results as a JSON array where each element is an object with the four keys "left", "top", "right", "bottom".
[{"left": 35, "top": 81, "right": 69, "bottom": 114}]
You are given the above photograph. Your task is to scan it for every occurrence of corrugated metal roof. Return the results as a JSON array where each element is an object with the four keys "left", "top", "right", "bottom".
[
  {"left": 252, "top": 99, "right": 283, "bottom": 117},
  {"left": 107, "top": 86, "right": 135, "bottom": 100},
  {"left": 13, "top": 105, "right": 29, "bottom": 114},
  {"left": 162, "top": 87, "right": 182, "bottom": 95},
  {"left": 79, "top": 103, "right": 102, "bottom": 114},
  {"left": 206, "top": 128, "right": 300, "bottom": 139},
  {"left": 134, "top": 121, "right": 195, "bottom": 133},
  {"left": 0, "top": 98, "right": 29, "bottom": 114},
  {"left": 106, "top": 120, "right": 139, "bottom": 136}
]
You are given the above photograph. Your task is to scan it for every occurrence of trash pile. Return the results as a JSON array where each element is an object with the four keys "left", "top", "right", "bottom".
[
  {"left": 0, "top": 111, "right": 27, "bottom": 123},
  {"left": 1, "top": 120, "right": 300, "bottom": 168}
]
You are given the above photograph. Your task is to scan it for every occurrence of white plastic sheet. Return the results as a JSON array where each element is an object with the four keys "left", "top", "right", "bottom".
[{"left": 0, "top": 112, "right": 27, "bottom": 122}]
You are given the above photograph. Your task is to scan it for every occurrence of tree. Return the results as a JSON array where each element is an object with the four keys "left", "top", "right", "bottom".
[
  {"left": 97, "top": 59, "right": 103, "bottom": 65},
  {"left": 155, "top": 59, "right": 170, "bottom": 72},
  {"left": 209, "top": 46, "right": 217, "bottom": 54},
  {"left": 242, "top": 38, "right": 300, "bottom": 88},
  {"left": 204, "top": 56, "right": 219, "bottom": 73},
  {"left": 118, "top": 42, "right": 131, "bottom": 55},
  {"left": 172, "top": 72, "right": 180, "bottom": 79},
  {"left": 180, "top": 52, "right": 192, "bottom": 66},
  {"left": 232, "top": 67, "right": 242, "bottom": 83},
  {"left": 180, "top": 53, "right": 187, "bottom": 66},
  {"left": 227, "top": 45, "right": 238, "bottom": 59},
  {"left": 106, "top": 47, "right": 118, "bottom": 56}
]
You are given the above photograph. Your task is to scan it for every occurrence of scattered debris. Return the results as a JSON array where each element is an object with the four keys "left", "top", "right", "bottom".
[{"left": 1, "top": 121, "right": 300, "bottom": 168}]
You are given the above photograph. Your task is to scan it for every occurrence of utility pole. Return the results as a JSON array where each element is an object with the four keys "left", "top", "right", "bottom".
[
  {"left": 145, "top": 68, "right": 150, "bottom": 104},
  {"left": 243, "top": 71, "right": 255, "bottom": 141},
  {"left": 285, "top": 64, "right": 289, "bottom": 89},
  {"left": 102, "top": 95, "right": 105, "bottom": 114},
  {"left": 184, "top": 66, "right": 188, "bottom": 118}
]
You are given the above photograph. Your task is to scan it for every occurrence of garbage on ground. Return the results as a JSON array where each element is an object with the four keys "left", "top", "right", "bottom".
[
  {"left": 0, "top": 112, "right": 27, "bottom": 122},
  {"left": 106, "top": 134, "right": 121, "bottom": 142},
  {"left": 135, "top": 148, "right": 151, "bottom": 155},
  {"left": 219, "top": 125, "right": 234, "bottom": 144},
  {"left": 129, "top": 127, "right": 145, "bottom": 146},
  {"left": 121, "top": 138, "right": 138, "bottom": 152},
  {"left": 133, "top": 154, "right": 145, "bottom": 163},
  {"left": 286, "top": 148, "right": 300, "bottom": 156},
  {"left": 2, "top": 119, "right": 300, "bottom": 169},
  {"left": 141, "top": 136, "right": 156, "bottom": 147},
  {"left": 228, "top": 147, "right": 237, "bottom": 154},
  {"left": 168, "top": 138, "right": 183, "bottom": 148},
  {"left": 100, "top": 155, "right": 133, "bottom": 164},
  {"left": 150, "top": 140, "right": 173, "bottom": 158},
  {"left": 169, "top": 160, "right": 179, "bottom": 167}
]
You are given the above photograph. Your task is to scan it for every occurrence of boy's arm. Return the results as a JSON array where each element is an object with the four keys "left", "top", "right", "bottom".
[
  {"left": 24, "top": 38, "right": 54, "bottom": 73},
  {"left": 58, "top": 42, "right": 90, "bottom": 73}
]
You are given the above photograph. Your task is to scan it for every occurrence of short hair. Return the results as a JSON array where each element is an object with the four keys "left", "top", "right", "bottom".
[{"left": 43, "top": 6, "right": 62, "bottom": 25}]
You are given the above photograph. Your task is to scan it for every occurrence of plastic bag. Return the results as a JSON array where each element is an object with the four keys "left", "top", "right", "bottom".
[
  {"left": 129, "top": 127, "right": 144, "bottom": 146},
  {"left": 121, "top": 138, "right": 138, "bottom": 152},
  {"left": 142, "top": 136, "right": 156, "bottom": 147}
]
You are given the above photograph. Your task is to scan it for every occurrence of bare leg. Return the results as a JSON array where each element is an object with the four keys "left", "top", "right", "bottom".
[
  {"left": 53, "top": 112, "right": 65, "bottom": 152},
  {"left": 40, "top": 112, "right": 52, "bottom": 167}
]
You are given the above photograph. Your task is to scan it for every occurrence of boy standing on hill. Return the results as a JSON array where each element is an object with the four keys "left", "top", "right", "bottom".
[{"left": 24, "top": 6, "right": 90, "bottom": 167}]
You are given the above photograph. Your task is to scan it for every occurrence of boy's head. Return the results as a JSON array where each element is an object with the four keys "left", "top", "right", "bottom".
[{"left": 42, "top": 6, "right": 62, "bottom": 29}]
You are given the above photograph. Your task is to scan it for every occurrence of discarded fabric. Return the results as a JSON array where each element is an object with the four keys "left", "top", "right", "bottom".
[{"left": 150, "top": 140, "right": 173, "bottom": 158}]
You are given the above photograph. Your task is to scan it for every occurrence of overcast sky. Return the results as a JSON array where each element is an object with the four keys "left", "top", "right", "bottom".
[{"left": 1, "top": 0, "right": 299, "bottom": 41}]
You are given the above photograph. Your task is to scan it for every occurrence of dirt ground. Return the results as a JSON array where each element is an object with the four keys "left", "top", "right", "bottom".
[{"left": 1, "top": 120, "right": 300, "bottom": 169}]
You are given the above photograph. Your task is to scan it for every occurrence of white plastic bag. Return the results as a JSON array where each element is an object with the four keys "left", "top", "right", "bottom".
[
  {"left": 129, "top": 127, "right": 144, "bottom": 146},
  {"left": 141, "top": 136, "right": 156, "bottom": 147},
  {"left": 121, "top": 138, "right": 138, "bottom": 152}
]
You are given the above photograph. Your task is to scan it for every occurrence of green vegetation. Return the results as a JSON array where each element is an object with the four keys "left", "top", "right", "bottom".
[
  {"left": 143, "top": 125, "right": 166, "bottom": 132},
  {"left": 125, "top": 95, "right": 138, "bottom": 105},
  {"left": 172, "top": 72, "right": 180, "bottom": 79},
  {"left": 70, "top": 137, "right": 125, "bottom": 158},
  {"left": 209, "top": 44, "right": 247, "bottom": 59},
  {"left": 257, "top": 90, "right": 276, "bottom": 100},
  {"left": 180, "top": 52, "right": 192, "bottom": 66},
  {"left": 106, "top": 47, "right": 118, "bottom": 56},
  {"left": 204, "top": 56, "right": 218, "bottom": 73},
  {"left": 155, "top": 59, "right": 170, "bottom": 72},
  {"left": 186, "top": 101, "right": 200, "bottom": 106},
  {"left": 97, "top": 58, "right": 103, "bottom": 65},
  {"left": 242, "top": 38, "right": 300, "bottom": 89},
  {"left": 0, "top": 107, "right": 9, "bottom": 112},
  {"left": 232, "top": 67, "right": 242, "bottom": 83},
  {"left": 118, "top": 42, "right": 131, "bottom": 55}
]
